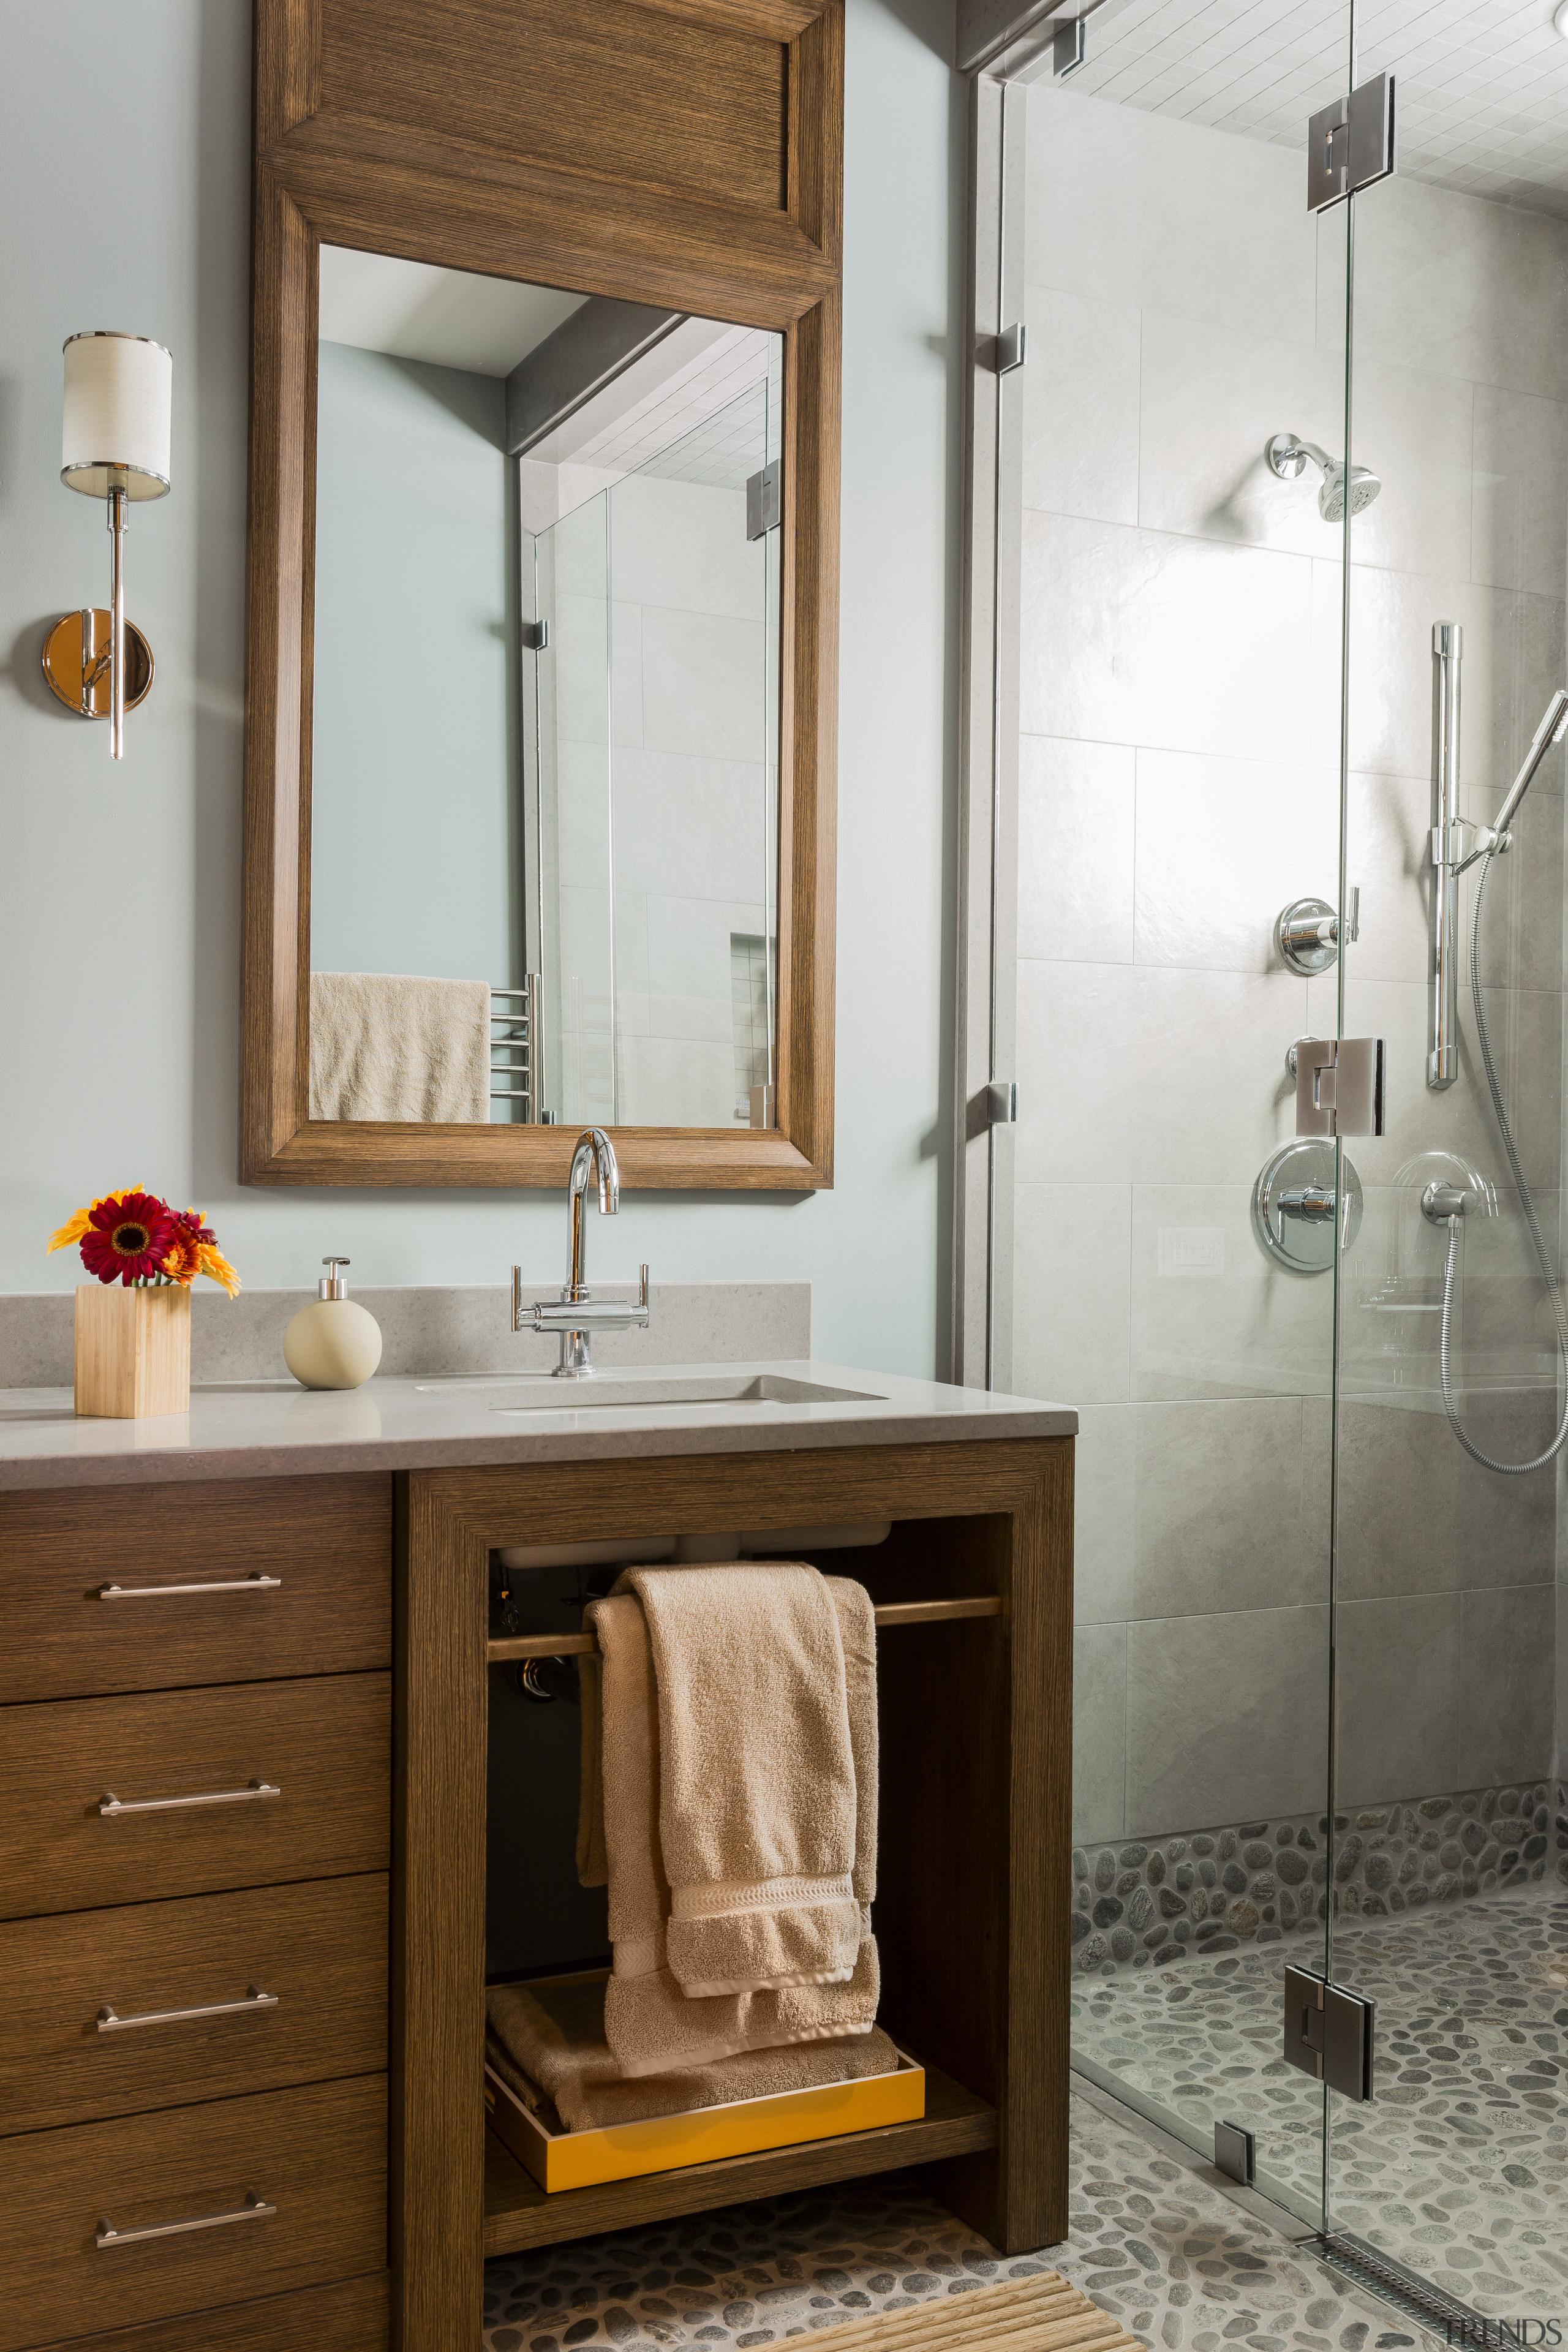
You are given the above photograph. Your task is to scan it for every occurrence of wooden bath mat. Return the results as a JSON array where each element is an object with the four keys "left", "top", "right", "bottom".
[{"left": 801, "top": 2267, "right": 1144, "bottom": 2351}]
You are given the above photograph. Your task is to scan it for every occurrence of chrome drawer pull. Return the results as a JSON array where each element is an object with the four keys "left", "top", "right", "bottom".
[
  {"left": 96, "top": 1574, "right": 282, "bottom": 1600},
  {"left": 97, "top": 1778, "right": 282, "bottom": 1817},
  {"left": 97, "top": 1984, "right": 279, "bottom": 2034},
  {"left": 96, "top": 2191, "right": 276, "bottom": 2249}
]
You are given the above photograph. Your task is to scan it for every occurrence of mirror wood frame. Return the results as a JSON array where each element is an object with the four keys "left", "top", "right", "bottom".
[{"left": 241, "top": 0, "right": 842, "bottom": 1190}]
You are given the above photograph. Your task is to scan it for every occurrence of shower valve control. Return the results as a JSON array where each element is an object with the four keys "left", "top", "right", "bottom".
[{"left": 1295, "top": 1036, "right": 1386, "bottom": 1139}]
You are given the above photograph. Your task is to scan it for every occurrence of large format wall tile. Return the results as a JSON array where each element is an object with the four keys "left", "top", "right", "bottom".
[
  {"left": 1473, "top": 383, "right": 1568, "bottom": 599},
  {"left": 1343, "top": 355, "right": 1475, "bottom": 586},
  {"left": 1125, "top": 1604, "right": 1330, "bottom": 1836},
  {"left": 611, "top": 748, "right": 767, "bottom": 906},
  {"left": 639, "top": 608, "right": 767, "bottom": 764},
  {"left": 1073, "top": 1621, "right": 1128, "bottom": 1847},
  {"left": 1017, "top": 736, "right": 1136, "bottom": 965},
  {"left": 1017, "top": 960, "right": 1307, "bottom": 1188},
  {"left": 1134, "top": 746, "right": 1338, "bottom": 973},
  {"left": 1321, "top": 173, "right": 1568, "bottom": 404},
  {"left": 1129, "top": 1396, "right": 1330, "bottom": 1620},
  {"left": 1021, "top": 286, "right": 1140, "bottom": 527},
  {"left": 1457, "top": 1583, "right": 1557, "bottom": 1787},
  {"left": 1074, "top": 1403, "right": 1137, "bottom": 1626},
  {"left": 1136, "top": 309, "right": 1345, "bottom": 557},
  {"left": 1335, "top": 1592, "right": 1462, "bottom": 1810},
  {"left": 1334, "top": 1394, "right": 1461, "bottom": 1600},
  {"left": 1131, "top": 1181, "right": 1335, "bottom": 1403},
  {"left": 1020, "top": 511, "right": 1314, "bottom": 761},
  {"left": 1332, "top": 556, "right": 1567, "bottom": 795},
  {"left": 609, "top": 477, "right": 762, "bottom": 622},
  {"left": 1012, "top": 1181, "right": 1131, "bottom": 1406}
]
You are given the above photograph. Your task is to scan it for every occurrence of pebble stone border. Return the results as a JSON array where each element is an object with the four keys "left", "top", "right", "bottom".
[{"left": 1072, "top": 1779, "right": 1568, "bottom": 1977}]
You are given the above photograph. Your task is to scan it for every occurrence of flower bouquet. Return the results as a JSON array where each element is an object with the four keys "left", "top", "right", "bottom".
[{"left": 48, "top": 1187, "right": 241, "bottom": 1419}]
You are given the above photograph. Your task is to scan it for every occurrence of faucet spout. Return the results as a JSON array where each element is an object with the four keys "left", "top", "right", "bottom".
[{"left": 566, "top": 1128, "right": 619, "bottom": 1301}]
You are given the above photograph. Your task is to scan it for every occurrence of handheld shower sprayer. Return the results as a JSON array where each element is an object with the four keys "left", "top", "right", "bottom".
[
  {"left": 1266, "top": 431, "right": 1381, "bottom": 521},
  {"left": 1429, "top": 684, "right": 1568, "bottom": 1475}
]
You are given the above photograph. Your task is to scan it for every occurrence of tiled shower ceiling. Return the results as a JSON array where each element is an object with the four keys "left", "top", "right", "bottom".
[{"left": 1064, "top": 0, "right": 1568, "bottom": 217}]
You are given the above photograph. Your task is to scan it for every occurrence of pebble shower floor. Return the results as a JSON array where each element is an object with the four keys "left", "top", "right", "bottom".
[{"left": 481, "top": 2097, "right": 1450, "bottom": 2351}]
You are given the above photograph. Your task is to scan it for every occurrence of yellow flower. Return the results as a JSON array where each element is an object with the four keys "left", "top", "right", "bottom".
[{"left": 197, "top": 1242, "right": 243, "bottom": 1298}]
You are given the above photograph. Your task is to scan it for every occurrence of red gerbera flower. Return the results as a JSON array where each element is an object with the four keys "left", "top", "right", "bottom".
[{"left": 79, "top": 1191, "right": 178, "bottom": 1286}]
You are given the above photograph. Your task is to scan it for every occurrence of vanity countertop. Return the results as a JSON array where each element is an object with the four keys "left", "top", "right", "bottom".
[{"left": 0, "top": 1360, "right": 1076, "bottom": 1492}]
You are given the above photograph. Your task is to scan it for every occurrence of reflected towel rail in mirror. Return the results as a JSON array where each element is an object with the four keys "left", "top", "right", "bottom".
[{"left": 487, "top": 1595, "right": 1002, "bottom": 1664}]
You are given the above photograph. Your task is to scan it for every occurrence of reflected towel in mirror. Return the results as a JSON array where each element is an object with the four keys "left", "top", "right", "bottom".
[{"left": 309, "top": 971, "right": 489, "bottom": 1121}]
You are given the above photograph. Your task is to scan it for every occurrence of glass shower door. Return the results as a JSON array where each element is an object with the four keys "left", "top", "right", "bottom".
[
  {"left": 1330, "top": 0, "right": 1568, "bottom": 2319},
  {"left": 997, "top": 4, "right": 1355, "bottom": 2226}
]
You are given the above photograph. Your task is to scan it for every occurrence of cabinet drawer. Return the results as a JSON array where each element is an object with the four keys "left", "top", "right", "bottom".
[
  {"left": 0, "top": 1875, "right": 387, "bottom": 2136},
  {"left": 0, "top": 1474, "right": 391, "bottom": 1705},
  {"left": 0, "top": 2075, "right": 386, "bottom": 2352},
  {"left": 48, "top": 2271, "right": 390, "bottom": 2352},
  {"left": 0, "top": 1675, "right": 390, "bottom": 1921}
]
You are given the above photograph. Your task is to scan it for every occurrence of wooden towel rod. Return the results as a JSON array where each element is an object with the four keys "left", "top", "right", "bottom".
[{"left": 487, "top": 1594, "right": 1002, "bottom": 1664}]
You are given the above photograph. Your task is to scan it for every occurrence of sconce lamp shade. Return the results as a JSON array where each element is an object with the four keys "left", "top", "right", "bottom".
[{"left": 61, "top": 332, "right": 172, "bottom": 500}]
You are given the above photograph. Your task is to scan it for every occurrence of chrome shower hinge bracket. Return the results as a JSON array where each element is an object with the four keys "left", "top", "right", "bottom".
[
  {"left": 965, "top": 1081, "right": 1017, "bottom": 1141},
  {"left": 1306, "top": 72, "right": 1395, "bottom": 212},
  {"left": 746, "top": 460, "right": 782, "bottom": 541},
  {"left": 521, "top": 618, "right": 549, "bottom": 651},
  {"left": 1295, "top": 1036, "right": 1386, "bottom": 1139},
  {"left": 1283, "top": 1966, "right": 1375, "bottom": 2100},
  {"left": 995, "top": 323, "right": 1027, "bottom": 375}
]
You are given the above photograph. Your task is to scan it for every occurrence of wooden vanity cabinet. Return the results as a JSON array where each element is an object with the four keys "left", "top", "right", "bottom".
[
  {"left": 0, "top": 1476, "right": 394, "bottom": 2352},
  {"left": 0, "top": 1430, "right": 1071, "bottom": 2352}
]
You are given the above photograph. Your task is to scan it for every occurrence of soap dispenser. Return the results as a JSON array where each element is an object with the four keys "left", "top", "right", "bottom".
[{"left": 283, "top": 1258, "right": 383, "bottom": 1391}]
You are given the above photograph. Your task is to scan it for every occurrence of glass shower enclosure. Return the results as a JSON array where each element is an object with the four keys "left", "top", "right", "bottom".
[{"left": 968, "top": 0, "right": 1567, "bottom": 2325}]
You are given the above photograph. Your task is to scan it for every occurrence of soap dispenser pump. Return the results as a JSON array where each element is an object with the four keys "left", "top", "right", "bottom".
[{"left": 283, "top": 1258, "right": 383, "bottom": 1391}]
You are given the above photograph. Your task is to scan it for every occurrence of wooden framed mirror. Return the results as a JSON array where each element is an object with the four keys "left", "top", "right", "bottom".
[{"left": 241, "top": 0, "right": 842, "bottom": 1190}]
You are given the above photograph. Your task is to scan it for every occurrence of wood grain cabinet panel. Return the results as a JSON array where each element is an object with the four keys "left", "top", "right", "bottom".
[
  {"left": 40, "top": 2272, "right": 390, "bottom": 2352},
  {"left": 0, "top": 1475, "right": 392, "bottom": 1705},
  {"left": 318, "top": 0, "right": 789, "bottom": 212},
  {"left": 0, "top": 2075, "right": 386, "bottom": 2352},
  {"left": 0, "top": 1875, "right": 387, "bottom": 2138},
  {"left": 0, "top": 1675, "right": 390, "bottom": 1923}
]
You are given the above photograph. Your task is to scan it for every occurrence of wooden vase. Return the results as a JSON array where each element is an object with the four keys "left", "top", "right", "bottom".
[{"left": 74, "top": 1284, "right": 192, "bottom": 1418}]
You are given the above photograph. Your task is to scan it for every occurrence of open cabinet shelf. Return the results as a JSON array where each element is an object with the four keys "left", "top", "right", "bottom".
[{"left": 482, "top": 2058, "right": 998, "bottom": 2255}]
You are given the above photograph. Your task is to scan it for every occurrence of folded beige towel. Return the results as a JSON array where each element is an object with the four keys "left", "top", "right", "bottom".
[
  {"left": 578, "top": 1584, "right": 880, "bottom": 2078},
  {"left": 486, "top": 1972, "right": 900, "bottom": 2134},
  {"left": 309, "top": 971, "right": 490, "bottom": 1121},
  {"left": 622, "top": 1562, "right": 864, "bottom": 1995}
]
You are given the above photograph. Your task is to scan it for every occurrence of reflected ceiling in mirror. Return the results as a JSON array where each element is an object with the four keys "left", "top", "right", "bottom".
[{"left": 309, "top": 247, "right": 784, "bottom": 1134}]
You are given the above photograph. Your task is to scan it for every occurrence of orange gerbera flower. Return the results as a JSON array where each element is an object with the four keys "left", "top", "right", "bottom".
[{"left": 197, "top": 1242, "right": 243, "bottom": 1298}]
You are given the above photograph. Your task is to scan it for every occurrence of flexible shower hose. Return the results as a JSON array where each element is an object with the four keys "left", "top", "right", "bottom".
[{"left": 1436, "top": 845, "right": 1568, "bottom": 1472}]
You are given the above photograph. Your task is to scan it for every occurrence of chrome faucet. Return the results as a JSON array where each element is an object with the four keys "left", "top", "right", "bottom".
[{"left": 513, "top": 1127, "right": 650, "bottom": 1378}]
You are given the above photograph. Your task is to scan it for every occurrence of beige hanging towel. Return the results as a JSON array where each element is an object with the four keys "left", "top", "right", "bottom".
[
  {"left": 484, "top": 1972, "right": 900, "bottom": 2135},
  {"left": 308, "top": 971, "right": 490, "bottom": 1121},
  {"left": 578, "top": 1585, "right": 880, "bottom": 2078},
  {"left": 623, "top": 1562, "right": 865, "bottom": 1996}
]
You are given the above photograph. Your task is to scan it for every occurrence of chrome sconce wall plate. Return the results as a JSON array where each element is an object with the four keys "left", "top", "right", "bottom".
[
  {"left": 1254, "top": 1139, "right": 1363, "bottom": 1272},
  {"left": 52, "top": 331, "right": 172, "bottom": 760}
]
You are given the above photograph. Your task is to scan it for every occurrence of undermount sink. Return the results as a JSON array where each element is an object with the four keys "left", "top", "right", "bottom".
[{"left": 413, "top": 1373, "right": 884, "bottom": 1412}]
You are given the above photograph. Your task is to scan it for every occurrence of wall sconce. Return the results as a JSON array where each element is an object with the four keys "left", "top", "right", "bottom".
[{"left": 42, "top": 332, "right": 172, "bottom": 759}]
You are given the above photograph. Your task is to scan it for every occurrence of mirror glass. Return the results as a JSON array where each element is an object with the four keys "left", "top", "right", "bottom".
[{"left": 308, "top": 247, "right": 783, "bottom": 1130}]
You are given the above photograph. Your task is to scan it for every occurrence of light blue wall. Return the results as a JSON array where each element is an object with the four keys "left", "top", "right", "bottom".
[
  {"left": 311, "top": 341, "right": 516, "bottom": 985},
  {"left": 0, "top": 0, "right": 962, "bottom": 1380}
]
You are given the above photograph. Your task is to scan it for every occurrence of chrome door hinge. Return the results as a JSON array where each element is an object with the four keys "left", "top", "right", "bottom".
[
  {"left": 1052, "top": 18, "right": 1085, "bottom": 78},
  {"left": 521, "top": 618, "right": 549, "bottom": 651},
  {"left": 995, "top": 323, "right": 1027, "bottom": 376},
  {"left": 746, "top": 460, "right": 781, "bottom": 541},
  {"left": 965, "top": 1080, "right": 1017, "bottom": 1140},
  {"left": 1283, "top": 1966, "right": 1375, "bottom": 2100},
  {"left": 1308, "top": 72, "right": 1395, "bottom": 211},
  {"left": 1295, "top": 1037, "right": 1386, "bottom": 1139}
]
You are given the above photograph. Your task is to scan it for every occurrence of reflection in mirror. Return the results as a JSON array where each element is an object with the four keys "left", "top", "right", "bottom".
[{"left": 308, "top": 247, "right": 783, "bottom": 1132}]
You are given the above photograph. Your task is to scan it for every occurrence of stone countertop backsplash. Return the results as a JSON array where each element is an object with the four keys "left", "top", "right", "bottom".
[{"left": 0, "top": 1280, "right": 812, "bottom": 1390}]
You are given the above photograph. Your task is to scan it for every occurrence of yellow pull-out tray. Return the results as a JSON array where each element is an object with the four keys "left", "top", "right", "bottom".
[{"left": 485, "top": 2047, "right": 926, "bottom": 2194}]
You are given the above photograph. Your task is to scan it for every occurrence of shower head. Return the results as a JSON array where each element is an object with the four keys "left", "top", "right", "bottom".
[{"left": 1267, "top": 432, "right": 1381, "bottom": 521}]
